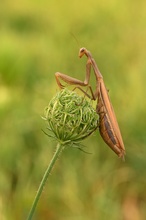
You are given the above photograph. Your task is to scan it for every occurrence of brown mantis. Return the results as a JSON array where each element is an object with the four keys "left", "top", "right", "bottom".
[{"left": 55, "top": 48, "right": 125, "bottom": 159}]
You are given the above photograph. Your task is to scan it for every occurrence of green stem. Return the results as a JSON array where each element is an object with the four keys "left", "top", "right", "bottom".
[{"left": 27, "top": 142, "right": 64, "bottom": 220}]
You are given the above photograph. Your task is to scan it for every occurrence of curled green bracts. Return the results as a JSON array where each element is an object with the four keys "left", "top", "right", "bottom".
[{"left": 44, "top": 89, "right": 98, "bottom": 145}]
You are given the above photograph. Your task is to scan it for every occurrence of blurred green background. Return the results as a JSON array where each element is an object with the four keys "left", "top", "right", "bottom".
[{"left": 0, "top": 0, "right": 146, "bottom": 219}]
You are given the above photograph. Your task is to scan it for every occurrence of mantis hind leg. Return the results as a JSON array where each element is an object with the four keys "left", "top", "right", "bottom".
[{"left": 73, "top": 85, "right": 96, "bottom": 100}]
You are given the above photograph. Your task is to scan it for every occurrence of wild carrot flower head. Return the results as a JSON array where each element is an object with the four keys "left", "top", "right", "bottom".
[{"left": 44, "top": 89, "right": 98, "bottom": 146}]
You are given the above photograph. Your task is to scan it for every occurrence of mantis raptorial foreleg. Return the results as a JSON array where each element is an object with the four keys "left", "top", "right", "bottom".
[
  {"left": 55, "top": 59, "right": 91, "bottom": 88},
  {"left": 55, "top": 72, "right": 88, "bottom": 89},
  {"left": 55, "top": 47, "right": 125, "bottom": 159}
]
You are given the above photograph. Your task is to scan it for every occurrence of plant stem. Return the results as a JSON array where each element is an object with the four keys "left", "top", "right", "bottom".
[{"left": 27, "top": 142, "right": 64, "bottom": 220}]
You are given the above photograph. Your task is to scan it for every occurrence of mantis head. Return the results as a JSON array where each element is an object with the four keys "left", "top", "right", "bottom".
[{"left": 79, "top": 47, "right": 88, "bottom": 58}]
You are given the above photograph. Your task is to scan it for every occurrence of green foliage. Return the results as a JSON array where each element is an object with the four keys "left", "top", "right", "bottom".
[{"left": 0, "top": 0, "right": 146, "bottom": 219}]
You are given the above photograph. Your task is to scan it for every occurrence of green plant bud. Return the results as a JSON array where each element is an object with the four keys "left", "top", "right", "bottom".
[{"left": 44, "top": 88, "right": 98, "bottom": 146}]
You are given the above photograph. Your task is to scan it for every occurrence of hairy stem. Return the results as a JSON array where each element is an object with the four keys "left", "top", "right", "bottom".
[{"left": 27, "top": 142, "right": 64, "bottom": 220}]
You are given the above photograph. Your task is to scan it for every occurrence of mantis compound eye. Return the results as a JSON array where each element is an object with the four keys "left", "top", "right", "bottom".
[
  {"left": 79, "top": 47, "right": 86, "bottom": 58},
  {"left": 80, "top": 48, "right": 85, "bottom": 53}
]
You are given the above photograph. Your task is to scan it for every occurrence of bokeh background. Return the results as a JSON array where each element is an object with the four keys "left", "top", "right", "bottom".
[{"left": 0, "top": 0, "right": 146, "bottom": 219}]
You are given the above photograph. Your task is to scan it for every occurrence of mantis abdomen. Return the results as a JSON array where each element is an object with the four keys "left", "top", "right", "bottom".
[{"left": 97, "top": 82, "right": 125, "bottom": 159}]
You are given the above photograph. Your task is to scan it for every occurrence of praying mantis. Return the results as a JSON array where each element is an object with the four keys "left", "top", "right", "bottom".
[{"left": 55, "top": 48, "right": 125, "bottom": 159}]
